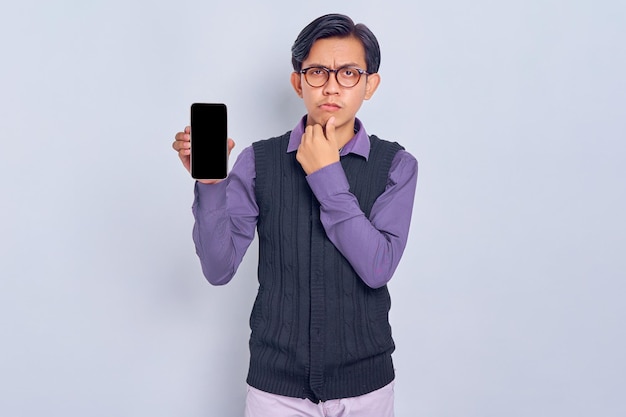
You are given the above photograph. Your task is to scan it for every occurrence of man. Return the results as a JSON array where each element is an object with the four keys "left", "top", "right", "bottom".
[{"left": 173, "top": 13, "right": 418, "bottom": 417}]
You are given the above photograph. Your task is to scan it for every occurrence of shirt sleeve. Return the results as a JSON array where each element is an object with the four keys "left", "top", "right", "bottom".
[
  {"left": 191, "top": 146, "right": 258, "bottom": 285},
  {"left": 306, "top": 150, "right": 418, "bottom": 288}
]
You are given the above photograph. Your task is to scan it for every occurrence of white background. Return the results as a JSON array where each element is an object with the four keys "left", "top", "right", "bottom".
[{"left": 1, "top": 1, "right": 625, "bottom": 416}]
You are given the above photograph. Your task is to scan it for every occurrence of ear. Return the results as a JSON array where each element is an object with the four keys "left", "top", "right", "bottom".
[
  {"left": 364, "top": 73, "right": 381, "bottom": 100},
  {"left": 291, "top": 71, "right": 303, "bottom": 98}
]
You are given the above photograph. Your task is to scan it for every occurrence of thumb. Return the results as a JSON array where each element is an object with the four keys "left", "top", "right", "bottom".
[
  {"left": 325, "top": 116, "right": 337, "bottom": 145},
  {"left": 226, "top": 138, "right": 236, "bottom": 157}
]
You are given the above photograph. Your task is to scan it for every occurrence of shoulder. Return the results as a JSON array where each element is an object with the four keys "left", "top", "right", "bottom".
[
  {"left": 370, "top": 135, "right": 416, "bottom": 160},
  {"left": 394, "top": 149, "right": 418, "bottom": 170},
  {"left": 368, "top": 135, "right": 418, "bottom": 182},
  {"left": 369, "top": 134, "right": 404, "bottom": 150},
  {"left": 252, "top": 131, "right": 291, "bottom": 150},
  {"left": 369, "top": 135, "right": 417, "bottom": 166}
]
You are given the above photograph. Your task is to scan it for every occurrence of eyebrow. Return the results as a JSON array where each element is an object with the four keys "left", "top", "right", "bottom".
[{"left": 305, "top": 62, "right": 364, "bottom": 69}]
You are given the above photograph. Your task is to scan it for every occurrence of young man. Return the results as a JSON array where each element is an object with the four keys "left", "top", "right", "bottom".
[{"left": 173, "top": 14, "right": 418, "bottom": 417}]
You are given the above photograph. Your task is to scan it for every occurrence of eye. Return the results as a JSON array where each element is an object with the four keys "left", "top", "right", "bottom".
[
  {"left": 341, "top": 68, "right": 355, "bottom": 77},
  {"left": 308, "top": 68, "right": 326, "bottom": 77}
]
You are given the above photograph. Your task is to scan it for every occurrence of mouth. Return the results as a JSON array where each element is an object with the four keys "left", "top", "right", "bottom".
[{"left": 319, "top": 102, "right": 342, "bottom": 112}]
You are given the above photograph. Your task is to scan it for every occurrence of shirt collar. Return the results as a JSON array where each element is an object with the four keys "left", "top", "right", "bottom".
[{"left": 287, "top": 115, "right": 371, "bottom": 160}]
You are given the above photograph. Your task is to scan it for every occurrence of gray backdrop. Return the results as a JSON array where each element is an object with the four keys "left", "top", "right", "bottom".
[{"left": 1, "top": 0, "right": 624, "bottom": 416}]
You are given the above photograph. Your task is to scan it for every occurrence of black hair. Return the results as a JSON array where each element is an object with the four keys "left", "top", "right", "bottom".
[{"left": 291, "top": 14, "right": 381, "bottom": 73}]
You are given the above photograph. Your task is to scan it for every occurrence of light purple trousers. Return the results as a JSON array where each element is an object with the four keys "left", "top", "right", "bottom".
[{"left": 244, "top": 381, "right": 395, "bottom": 417}]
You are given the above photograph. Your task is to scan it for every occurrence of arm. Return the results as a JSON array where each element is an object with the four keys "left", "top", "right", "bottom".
[
  {"left": 307, "top": 150, "right": 418, "bottom": 288},
  {"left": 191, "top": 146, "right": 258, "bottom": 285}
]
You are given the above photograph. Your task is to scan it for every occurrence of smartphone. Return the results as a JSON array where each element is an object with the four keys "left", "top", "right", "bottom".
[{"left": 190, "top": 103, "right": 228, "bottom": 180}]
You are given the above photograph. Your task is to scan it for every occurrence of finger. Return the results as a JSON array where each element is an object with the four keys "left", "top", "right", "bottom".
[
  {"left": 325, "top": 117, "right": 336, "bottom": 144},
  {"left": 174, "top": 131, "right": 190, "bottom": 142},
  {"left": 227, "top": 138, "right": 236, "bottom": 156},
  {"left": 312, "top": 123, "right": 325, "bottom": 140},
  {"left": 301, "top": 125, "right": 312, "bottom": 145},
  {"left": 184, "top": 126, "right": 190, "bottom": 134},
  {"left": 172, "top": 138, "right": 190, "bottom": 151},
  {"left": 305, "top": 125, "right": 314, "bottom": 139}
]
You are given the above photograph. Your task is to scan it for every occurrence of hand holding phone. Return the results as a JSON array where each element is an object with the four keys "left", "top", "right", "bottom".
[{"left": 190, "top": 103, "right": 228, "bottom": 180}]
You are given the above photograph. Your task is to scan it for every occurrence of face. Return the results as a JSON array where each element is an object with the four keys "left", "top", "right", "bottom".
[{"left": 291, "top": 36, "right": 380, "bottom": 140}]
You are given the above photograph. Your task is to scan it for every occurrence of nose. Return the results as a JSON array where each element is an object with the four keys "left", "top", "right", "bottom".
[{"left": 322, "top": 72, "right": 340, "bottom": 95}]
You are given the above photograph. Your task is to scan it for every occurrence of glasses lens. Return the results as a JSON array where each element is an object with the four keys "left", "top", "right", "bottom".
[
  {"left": 337, "top": 67, "right": 361, "bottom": 87},
  {"left": 304, "top": 67, "right": 329, "bottom": 87}
]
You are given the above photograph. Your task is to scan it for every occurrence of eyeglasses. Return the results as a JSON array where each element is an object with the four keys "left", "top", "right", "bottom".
[{"left": 300, "top": 66, "right": 369, "bottom": 88}]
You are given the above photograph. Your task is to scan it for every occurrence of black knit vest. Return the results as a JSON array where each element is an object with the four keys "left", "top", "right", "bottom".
[{"left": 249, "top": 132, "right": 404, "bottom": 402}]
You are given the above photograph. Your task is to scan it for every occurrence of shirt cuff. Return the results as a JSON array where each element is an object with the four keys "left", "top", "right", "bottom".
[
  {"left": 193, "top": 180, "right": 228, "bottom": 213},
  {"left": 306, "top": 161, "right": 350, "bottom": 202}
]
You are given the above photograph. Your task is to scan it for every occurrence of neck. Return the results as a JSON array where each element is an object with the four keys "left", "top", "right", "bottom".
[
  {"left": 335, "top": 120, "right": 357, "bottom": 150},
  {"left": 323, "top": 119, "right": 357, "bottom": 150},
  {"left": 304, "top": 116, "right": 357, "bottom": 150}
]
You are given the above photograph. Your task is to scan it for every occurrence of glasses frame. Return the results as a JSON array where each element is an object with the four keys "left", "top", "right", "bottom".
[{"left": 299, "top": 66, "right": 369, "bottom": 88}]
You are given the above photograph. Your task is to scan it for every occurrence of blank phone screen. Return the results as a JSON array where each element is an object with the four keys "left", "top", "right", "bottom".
[{"left": 190, "top": 103, "right": 227, "bottom": 180}]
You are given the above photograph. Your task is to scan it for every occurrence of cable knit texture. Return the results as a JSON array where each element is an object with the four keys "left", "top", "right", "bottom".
[{"left": 249, "top": 132, "right": 403, "bottom": 402}]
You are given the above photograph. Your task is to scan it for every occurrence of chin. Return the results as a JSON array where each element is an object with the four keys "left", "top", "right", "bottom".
[
  {"left": 306, "top": 114, "right": 325, "bottom": 127},
  {"left": 310, "top": 113, "right": 342, "bottom": 127}
]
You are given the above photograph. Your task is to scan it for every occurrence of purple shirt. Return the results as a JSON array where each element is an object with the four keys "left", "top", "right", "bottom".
[{"left": 192, "top": 117, "right": 418, "bottom": 289}]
